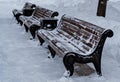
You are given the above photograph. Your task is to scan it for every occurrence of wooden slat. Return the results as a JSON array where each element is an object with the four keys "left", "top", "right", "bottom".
[{"left": 32, "top": 6, "right": 53, "bottom": 18}]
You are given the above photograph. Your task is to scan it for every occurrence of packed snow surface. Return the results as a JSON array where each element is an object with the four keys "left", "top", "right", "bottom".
[{"left": 0, "top": 0, "right": 120, "bottom": 82}]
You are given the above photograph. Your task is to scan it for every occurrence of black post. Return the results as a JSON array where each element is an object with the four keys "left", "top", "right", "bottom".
[{"left": 97, "top": 0, "right": 108, "bottom": 17}]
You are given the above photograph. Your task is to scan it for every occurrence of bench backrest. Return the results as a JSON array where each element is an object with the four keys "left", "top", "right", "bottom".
[
  {"left": 23, "top": 2, "right": 36, "bottom": 9},
  {"left": 57, "top": 15, "right": 105, "bottom": 54},
  {"left": 32, "top": 6, "right": 58, "bottom": 19}
]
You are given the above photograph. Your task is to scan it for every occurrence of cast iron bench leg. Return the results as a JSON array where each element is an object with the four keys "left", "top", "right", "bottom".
[
  {"left": 30, "top": 25, "right": 40, "bottom": 39},
  {"left": 37, "top": 35, "right": 45, "bottom": 45},
  {"left": 63, "top": 54, "right": 75, "bottom": 76},
  {"left": 63, "top": 52, "right": 102, "bottom": 76},
  {"left": 48, "top": 45, "right": 56, "bottom": 58},
  {"left": 24, "top": 24, "right": 29, "bottom": 32}
]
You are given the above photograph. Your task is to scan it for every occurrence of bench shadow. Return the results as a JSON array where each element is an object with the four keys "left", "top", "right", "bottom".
[{"left": 74, "top": 63, "right": 95, "bottom": 76}]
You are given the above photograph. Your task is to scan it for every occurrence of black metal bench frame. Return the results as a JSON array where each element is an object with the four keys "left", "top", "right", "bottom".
[{"left": 37, "top": 15, "right": 113, "bottom": 77}]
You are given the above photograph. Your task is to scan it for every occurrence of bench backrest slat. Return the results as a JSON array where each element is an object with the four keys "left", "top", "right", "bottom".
[
  {"left": 57, "top": 15, "right": 105, "bottom": 54},
  {"left": 32, "top": 6, "right": 54, "bottom": 19}
]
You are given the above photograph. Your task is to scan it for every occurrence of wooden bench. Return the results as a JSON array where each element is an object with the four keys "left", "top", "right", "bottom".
[
  {"left": 12, "top": 2, "right": 36, "bottom": 23},
  {"left": 19, "top": 6, "right": 59, "bottom": 39},
  {"left": 37, "top": 15, "right": 113, "bottom": 77}
]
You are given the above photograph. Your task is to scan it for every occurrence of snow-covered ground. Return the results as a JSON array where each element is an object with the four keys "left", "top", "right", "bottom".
[{"left": 0, "top": 0, "right": 120, "bottom": 82}]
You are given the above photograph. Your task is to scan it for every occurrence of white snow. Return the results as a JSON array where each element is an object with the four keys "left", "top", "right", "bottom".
[{"left": 0, "top": 0, "right": 120, "bottom": 82}]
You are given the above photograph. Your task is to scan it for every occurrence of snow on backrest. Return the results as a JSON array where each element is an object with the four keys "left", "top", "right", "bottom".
[
  {"left": 59, "top": 15, "right": 105, "bottom": 54},
  {"left": 33, "top": 6, "right": 53, "bottom": 19}
]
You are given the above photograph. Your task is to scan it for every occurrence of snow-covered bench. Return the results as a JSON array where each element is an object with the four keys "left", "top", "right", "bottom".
[
  {"left": 37, "top": 15, "right": 113, "bottom": 77},
  {"left": 19, "top": 6, "right": 59, "bottom": 39},
  {"left": 12, "top": 2, "right": 36, "bottom": 23}
]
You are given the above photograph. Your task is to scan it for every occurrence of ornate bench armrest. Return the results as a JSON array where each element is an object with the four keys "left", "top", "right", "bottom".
[
  {"left": 23, "top": 8, "right": 35, "bottom": 16},
  {"left": 41, "top": 18, "right": 58, "bottom": 30}
]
